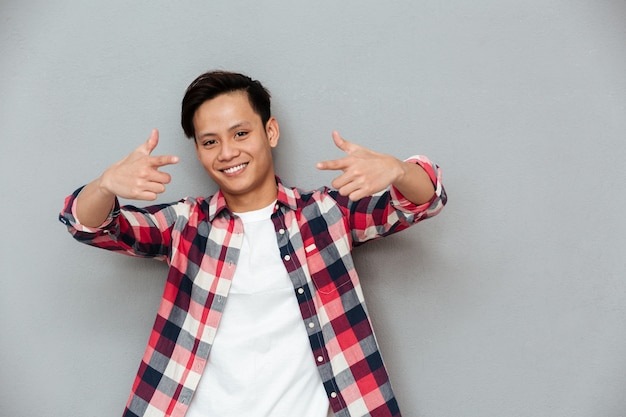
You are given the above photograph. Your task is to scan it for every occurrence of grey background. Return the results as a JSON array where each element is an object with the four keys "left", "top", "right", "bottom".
[{"left": 2, "top": 1, "right": 625, "bottom": 416}]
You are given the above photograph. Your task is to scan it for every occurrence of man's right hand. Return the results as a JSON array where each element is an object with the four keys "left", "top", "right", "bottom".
[
  {"left": 75, "top": 129, "right": 179, "bottom": 227},
  {"left": 100, "top": 129, "right": 179, "bottom": 201}
]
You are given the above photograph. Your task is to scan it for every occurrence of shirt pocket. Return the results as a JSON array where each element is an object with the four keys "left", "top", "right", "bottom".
[{"left": 304, "top": 236, "right": 353, "bottom": 295}]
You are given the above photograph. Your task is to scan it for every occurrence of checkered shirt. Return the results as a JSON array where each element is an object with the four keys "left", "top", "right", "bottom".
[{"left": 59, "top": 155, "right": 446, "bottom": 417}]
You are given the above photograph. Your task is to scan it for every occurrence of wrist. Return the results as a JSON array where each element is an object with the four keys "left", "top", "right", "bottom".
[
  {"left": 95, "top": 172, "right": 117, "bottom": 200},
  {"left": 393, "top": 159, "right": 411, "bottom": 186}
]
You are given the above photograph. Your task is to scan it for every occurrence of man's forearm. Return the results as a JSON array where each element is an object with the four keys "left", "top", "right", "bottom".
[
  {"left": 75, "top": 178, "right": 117, "bottom": 228},
  {"left": 391, "top": 160, "right": 436, "bottom": 205}
]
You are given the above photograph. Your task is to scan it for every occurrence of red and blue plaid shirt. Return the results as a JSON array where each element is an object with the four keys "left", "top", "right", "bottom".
[{"left": 59, "top": 156, "right": 446, "bottom": 417}]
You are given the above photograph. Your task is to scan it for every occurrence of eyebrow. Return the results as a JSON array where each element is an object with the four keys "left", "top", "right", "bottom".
[{"left": 197, "top": 121, "right": 253, "bottom": 139}]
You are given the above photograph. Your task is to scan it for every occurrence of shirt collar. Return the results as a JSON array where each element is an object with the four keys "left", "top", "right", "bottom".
[
  {"left": 275, "top": 176, "right": 299, "bottom": 211},
  {"left": 207, "top": 176, "right": 298, "bottom": 221}
]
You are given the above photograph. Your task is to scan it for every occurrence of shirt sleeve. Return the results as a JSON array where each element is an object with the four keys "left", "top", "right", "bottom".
[
  {"left": 59, "top": 186, "right": 191, "bottom": 261},
  {"left": 388, "top": 154, "right": 446, "bottom": 217},
  {"left": 334, "top": 154, "right": 447, "bottom": 245}
]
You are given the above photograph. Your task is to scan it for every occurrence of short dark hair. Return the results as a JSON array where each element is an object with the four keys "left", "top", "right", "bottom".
[{"left": 181, "top": 70, "right": 272, "bottom": 139}]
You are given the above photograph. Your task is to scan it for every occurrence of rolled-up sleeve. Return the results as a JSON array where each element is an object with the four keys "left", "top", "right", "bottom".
[
  {"left": 388, "top": 154, "right": 447, "bottom": 221},
  {"left": 58, "top": 186, "right": 120, "bottom": 234},
  {"left": 59, "top": 186, "right": 188, "bottom": 260},
  {"left": 333, "top": 154, "right": 446, "bottom": 245}
]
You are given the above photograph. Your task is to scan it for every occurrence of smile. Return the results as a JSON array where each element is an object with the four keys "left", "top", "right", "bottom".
[{"left": 221, "top": 163, "right": 248, "bottom": 174}]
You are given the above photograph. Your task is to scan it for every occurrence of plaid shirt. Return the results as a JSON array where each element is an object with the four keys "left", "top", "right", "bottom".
[{"left": 59, "top": 156, "right": 446, "bottom": 417}]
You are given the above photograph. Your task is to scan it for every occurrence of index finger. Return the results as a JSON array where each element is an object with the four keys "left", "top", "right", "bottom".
[
  {"left": 316, "top": 132, "right": 352, "bottom": 171},
  {"left": 316, "top": 157, "right": 348, "bottom": 171},
  {"left": 150, "top": 154, "right": 179, "bottom": 168}
]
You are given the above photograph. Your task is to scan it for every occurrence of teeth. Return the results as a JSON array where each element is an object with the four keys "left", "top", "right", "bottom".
[{"left": 223, "top": 163, "right": 247, "bottom": 174}]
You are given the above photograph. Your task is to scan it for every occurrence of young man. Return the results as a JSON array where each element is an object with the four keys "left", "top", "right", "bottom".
[{"left": 60, "top": 71, "right": 447, "bottom": 417}]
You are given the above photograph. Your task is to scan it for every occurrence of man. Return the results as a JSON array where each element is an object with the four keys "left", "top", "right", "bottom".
[{"left": 60, "top": 70, "right": 447, "bottom": 417}]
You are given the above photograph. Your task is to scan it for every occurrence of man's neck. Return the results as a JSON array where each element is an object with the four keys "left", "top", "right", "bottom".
[{"left": 223, "top": 189, "right": 278, "bottom": 213}]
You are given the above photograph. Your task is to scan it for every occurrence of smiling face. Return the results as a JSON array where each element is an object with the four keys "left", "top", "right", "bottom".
[{"left": 193, "top": 91, "right": 280, "bottom": 212}]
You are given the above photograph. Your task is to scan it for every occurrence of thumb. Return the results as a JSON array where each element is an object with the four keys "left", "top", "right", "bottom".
[
  {"left": 332, "top": 130, "right": 356, "bottom": 154},
  {"left": 141, "top": 129, "right": 159, "bottom": 155}
]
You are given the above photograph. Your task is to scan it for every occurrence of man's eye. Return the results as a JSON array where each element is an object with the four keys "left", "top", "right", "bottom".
[
  {"left": 235, "top": 131, "right": 248, "bottom": 139},
  {"left": 202, "top": 139, "right": 217, "bottom": 147}
]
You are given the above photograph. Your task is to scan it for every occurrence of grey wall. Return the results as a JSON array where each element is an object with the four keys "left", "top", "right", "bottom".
[{"left": 2, "top": 1, "right": 625, "bottom": 416}]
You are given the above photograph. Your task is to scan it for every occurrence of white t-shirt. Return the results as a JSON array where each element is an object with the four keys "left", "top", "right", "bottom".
[{"left": 185, "top": 201, "right": 331, "bottom": 417}]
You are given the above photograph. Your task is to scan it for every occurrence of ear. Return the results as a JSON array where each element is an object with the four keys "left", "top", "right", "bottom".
[{"left": 265, "top": 117, "right": 280, "bottom": 148}]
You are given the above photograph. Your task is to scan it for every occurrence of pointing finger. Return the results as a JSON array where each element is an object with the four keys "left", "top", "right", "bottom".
[
  {"left": 316, "top": 132, "right": 351, "bottom": 170},
  {"left": 140, "top": 130, "right": 179, "bottom": 166},
  {"left": 150, "top": 154, "right": 179, "bottom": 168},
  {"left": 316, "top": 157, "right": 348, "bottom": 171}
]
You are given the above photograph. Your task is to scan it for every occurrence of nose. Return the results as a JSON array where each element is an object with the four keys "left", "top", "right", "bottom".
[{"left": 217, "top": 139, "right": 240, "bottom": 161}]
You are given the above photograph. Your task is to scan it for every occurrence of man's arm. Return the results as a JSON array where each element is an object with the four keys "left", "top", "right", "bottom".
[
  {"left": 76, "top": 129, "right": 179, "bottom": 227},
  {"left": 315, "top": 131, "right": 436, "bottom": 205}
]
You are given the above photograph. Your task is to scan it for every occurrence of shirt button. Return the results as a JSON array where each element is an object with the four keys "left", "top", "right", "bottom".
[
  {"left": 278, "top": 228, "right": 285, "bottom": 235},
  {"left": 330, "top": 392, "right": 337, "bottom": 398},
  {"left": 297, "top": 288, "right": 305, "bottom": 294},
  {"left": 308, "top": 322, "right": 315, "bottom": 328},
  {"left": 317, "top": 356, "right": 324, "bottom": 362},
  {"left": 283, "top": 255, "right": 291, "bottom": 261}
]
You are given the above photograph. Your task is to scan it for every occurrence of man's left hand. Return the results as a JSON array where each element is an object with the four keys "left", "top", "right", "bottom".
[{"left": 316, "top": 131, "right": 404, "bottom": 201}]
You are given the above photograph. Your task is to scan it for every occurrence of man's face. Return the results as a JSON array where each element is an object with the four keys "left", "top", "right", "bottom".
[{"left": 193, "top": 91, "right": 280, "bottom": 212}]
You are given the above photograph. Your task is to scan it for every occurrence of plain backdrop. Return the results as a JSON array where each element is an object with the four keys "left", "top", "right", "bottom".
[{"left": 1, "top": 1, "right": 626, "bottom": 416}]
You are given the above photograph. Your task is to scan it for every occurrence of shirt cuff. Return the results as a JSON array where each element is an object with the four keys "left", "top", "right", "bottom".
[
  {"left": 67, "top": 188, "right": 120, "bottom": 233},
  {"left": 389, "top": 155, "right": 441, "bottom": 213}
]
